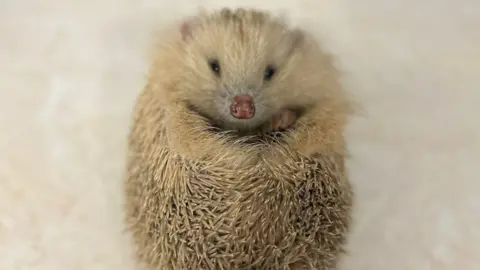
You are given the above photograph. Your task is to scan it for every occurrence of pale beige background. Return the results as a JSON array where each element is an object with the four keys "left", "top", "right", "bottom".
[{"left": 1, "top": 0, "right": 479, "bottom": 269}]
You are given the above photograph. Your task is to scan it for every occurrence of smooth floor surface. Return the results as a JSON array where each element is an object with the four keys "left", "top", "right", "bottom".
[{"left": 1, "top": 0, "right": 479, "bottom": 269}]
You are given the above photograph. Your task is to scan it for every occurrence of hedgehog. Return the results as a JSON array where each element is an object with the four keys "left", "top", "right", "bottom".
[{"left": 124, "top": 8, "right": 354, "bottom": 270}]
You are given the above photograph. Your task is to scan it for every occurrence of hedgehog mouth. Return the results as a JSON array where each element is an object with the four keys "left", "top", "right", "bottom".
[{"left": 187, "top": 103, "right": 305, "bottom": 138}]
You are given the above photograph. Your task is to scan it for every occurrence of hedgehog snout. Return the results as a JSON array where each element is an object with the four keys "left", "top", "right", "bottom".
[{"left": 231, "top": 94, "right": 255, "bottom": 119}]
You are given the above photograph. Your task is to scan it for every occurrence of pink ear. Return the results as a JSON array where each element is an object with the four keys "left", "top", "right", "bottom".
[
  {"left": 180, "top": 17, "right": 200, "bottom": 41},
  {"left": 180, "top": 21, "right": 192, "bottom": 41}
]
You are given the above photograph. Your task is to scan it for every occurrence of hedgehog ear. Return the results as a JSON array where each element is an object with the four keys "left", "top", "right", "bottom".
[
  {"left": 289, "top": 29, "right": 306, "bottom": 54},
  {"left": 180, "top": 17, "right": 200, "bottom": 42}
]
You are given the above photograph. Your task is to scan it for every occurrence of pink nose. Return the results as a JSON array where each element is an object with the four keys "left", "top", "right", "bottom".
[{"left": 231, "top": 94, "right": 255, "bottom": 119}]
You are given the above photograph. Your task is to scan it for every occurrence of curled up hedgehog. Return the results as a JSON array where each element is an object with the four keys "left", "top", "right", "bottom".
[{"left": 124, "top": 7, "right": 354, "bottom": 270}]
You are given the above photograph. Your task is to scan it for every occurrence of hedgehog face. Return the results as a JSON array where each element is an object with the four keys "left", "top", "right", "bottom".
[{"left": 174, "top": 9, "right": 326, "bottom": 133}]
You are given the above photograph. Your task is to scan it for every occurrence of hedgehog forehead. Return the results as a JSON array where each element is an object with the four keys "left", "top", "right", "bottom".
[
  {"left": 194, "top": 21, "right": 291, "bottom": 66},
  {"left": 182, "top": 10, "right": 301, "bottom": 84},
  {"left": 207, "top": 8, "right": 276, "bottom": 30}
]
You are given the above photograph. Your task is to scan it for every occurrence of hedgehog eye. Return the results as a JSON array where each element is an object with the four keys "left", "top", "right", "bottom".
[
  {"left": 263, "top": 65, "right": 276, "bottom": 81},
  {"left": 208, "top": 59, "right": 221, "bottom": 76}
]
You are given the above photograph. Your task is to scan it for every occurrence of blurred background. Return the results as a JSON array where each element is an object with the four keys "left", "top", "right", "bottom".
[{"left": 1, "top": 0, "right": 479, "bottom": 269}]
